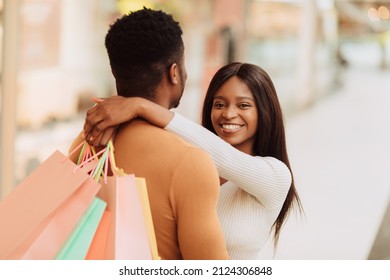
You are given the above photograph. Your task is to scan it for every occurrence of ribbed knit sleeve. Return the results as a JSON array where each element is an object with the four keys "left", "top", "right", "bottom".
[{"left": 165, "top": 113, "right": 291, "bottom": 209}]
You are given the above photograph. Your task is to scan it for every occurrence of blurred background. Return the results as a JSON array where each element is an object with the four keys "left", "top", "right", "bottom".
[{"left": 0, "top": 0, "right": 389, "bottom": 259}]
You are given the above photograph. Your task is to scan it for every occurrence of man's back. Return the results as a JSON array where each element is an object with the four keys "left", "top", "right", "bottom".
[{"left": 113, "top": 120, "right": 228, "bottom": 259}]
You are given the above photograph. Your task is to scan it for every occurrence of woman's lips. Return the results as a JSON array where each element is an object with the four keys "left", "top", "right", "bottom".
[{"left": 219, "top": 123, "right": 243, "bottom": 132}]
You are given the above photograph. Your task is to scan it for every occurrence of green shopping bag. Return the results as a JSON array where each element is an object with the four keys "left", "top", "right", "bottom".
[{"left": 56, "top": 197, "right": 106, "bottom": 260}]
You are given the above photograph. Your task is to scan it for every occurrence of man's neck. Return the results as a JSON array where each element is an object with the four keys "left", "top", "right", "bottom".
[{"left": 152, "top": 85, "right": 173, "bottom": 109}]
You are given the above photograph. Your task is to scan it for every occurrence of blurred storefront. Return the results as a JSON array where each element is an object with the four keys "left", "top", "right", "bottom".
[{"left": 1, "top": 0, "right": 390, "bottom": 198}]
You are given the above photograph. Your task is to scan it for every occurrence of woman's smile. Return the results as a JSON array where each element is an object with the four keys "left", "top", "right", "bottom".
[{"left": 219, "top": 123, "right": 244, "bottom": 133}]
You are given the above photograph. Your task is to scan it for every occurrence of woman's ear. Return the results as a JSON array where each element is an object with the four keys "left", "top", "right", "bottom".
[{"left": 169, "top": 63, "right": 179, "bottom": 84}]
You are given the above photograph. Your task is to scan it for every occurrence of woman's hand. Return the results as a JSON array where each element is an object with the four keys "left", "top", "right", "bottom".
[
  {"left": 83, "top": 95, "right": 175, "bottom": 147},
  {"left": 83, "top": 96, "right": 141, "bottom": 147}
]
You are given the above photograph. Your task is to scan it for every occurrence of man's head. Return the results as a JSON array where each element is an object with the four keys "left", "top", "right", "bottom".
[{"left": 105, "top": 8, "right": 187, "bottom": 108}]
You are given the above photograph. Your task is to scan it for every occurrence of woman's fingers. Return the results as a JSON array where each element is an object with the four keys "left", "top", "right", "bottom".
[
  {"left": 99, "top": 127, "right": 116, "bottom": 147},
  {"left": 91, "top": 132, "right": 103, "bottom": 148},
  {"left": 91, "top": 96, "right": 105, "bottom": 103},
  {"left": 88, "top": 121, "right": 108, "bottom": 141},
  {"left": 84, "top": 103, "right": 106, "bottom": 135},
  {"left": 85, "top": 126, "right": 116, "bottom": 148},
  {"left": 83, "top": 95, "right": 126, "bottom": 146},
  {"left": 83, "top": 115, "right": 102, "bottom": 136}
]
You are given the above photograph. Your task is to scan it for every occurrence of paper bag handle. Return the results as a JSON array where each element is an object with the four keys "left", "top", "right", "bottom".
[{"left": 75, "top": 140, "right": 126, "bottom": 183}]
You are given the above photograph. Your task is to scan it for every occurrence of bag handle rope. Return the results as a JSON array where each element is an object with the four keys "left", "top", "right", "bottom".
[{"left": 74, "top": 140, "right": 126, "bottom": 183}]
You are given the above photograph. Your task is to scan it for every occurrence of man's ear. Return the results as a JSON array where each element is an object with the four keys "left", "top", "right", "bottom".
[{"left": 168, "top": 63, "right": 179, "bottom": 85}]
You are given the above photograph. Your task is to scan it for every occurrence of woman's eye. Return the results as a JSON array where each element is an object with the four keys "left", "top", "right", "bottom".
[
  {"left": 239, "top": 103, "right": 251, "bottom": 108},
  {"left": 213, "top": 102, "right": 225, "bottom": 108}
]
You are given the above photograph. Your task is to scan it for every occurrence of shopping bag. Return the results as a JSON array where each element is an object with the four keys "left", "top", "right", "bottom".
[
  {"left": 18, "top": 173, "right": 100, "bottom": 260},
  {"left": 135, "top": 177, "right": 159, "bottom": 260},
  {"left": 97, "top": 175, "right": 151, "bottom": 259},
  {"left": 85, "top": 210, "right": 111, "bottom": 260},
  {"left": 0, "top": 148, "right": 101, "bottom": 260},
  {"left": 56, "top": 197, "right": 107, "bottom": 260},
  {"left": 95, "top": 141, "right": 159, "bottom": 260}
]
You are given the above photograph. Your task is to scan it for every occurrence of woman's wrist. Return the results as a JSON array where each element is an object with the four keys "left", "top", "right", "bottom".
[
  {"left": 135, "top": 97, "right": 147, "bottom": 119},
  {"left": 137, "top": 97, "right": 174, "bottom": 128}
]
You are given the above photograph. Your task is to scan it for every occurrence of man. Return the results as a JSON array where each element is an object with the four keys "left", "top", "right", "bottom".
[{"left": 70, "top": 8, "right": 228, "bottom": 260}]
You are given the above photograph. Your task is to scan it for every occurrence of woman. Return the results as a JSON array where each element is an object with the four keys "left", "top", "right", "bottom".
[{"left": 84, "top": 62, "right": 302, "bottom": 259}]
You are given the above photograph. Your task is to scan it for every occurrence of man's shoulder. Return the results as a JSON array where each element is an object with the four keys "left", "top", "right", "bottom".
[
  {"left": 116, "top": 120, "right": 217, "bottom": 178},
  {"left": 118, "top": 119, "right": 205, "bottom": 152},
  {"left": 125, "top": 119, "right": 177, "bottom": 137}
]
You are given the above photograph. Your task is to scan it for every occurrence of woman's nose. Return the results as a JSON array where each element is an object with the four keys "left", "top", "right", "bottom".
[{"left": 222, "top": 106, "right": 238, "bottom": 119}]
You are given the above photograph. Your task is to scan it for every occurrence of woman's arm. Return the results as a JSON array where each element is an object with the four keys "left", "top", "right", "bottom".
[
  {"left": 85, "top": 96, "right": 291, "bottom": 208},
  {"left": 166, "top": 113, "right": 292, "bottom": 209}
]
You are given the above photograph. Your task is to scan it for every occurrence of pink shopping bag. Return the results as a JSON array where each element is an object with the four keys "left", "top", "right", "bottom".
[
  {"left": 0, "top": 150, "right": 101, "bottom": 259},
  {"left": 94, "top": 141, "right": 159, "bottom": 260},
  {"left": 97, "top": 175, "right": 152, "bottom": 259}
]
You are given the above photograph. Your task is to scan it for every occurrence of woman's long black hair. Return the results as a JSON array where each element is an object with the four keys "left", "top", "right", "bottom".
[{"left": 202, "top": 62, "right": 303, "bottom": 248}]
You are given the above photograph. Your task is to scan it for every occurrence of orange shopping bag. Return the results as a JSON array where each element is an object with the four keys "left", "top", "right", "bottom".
[
  {"left": 88, "top": 141, "right": 159, "bottom": 260},
  {"left": 0, "top": 148, "right": 101, "bottom": 260},
  {"left": 85, "top": 211, "right": 111, "bottom": 260}
]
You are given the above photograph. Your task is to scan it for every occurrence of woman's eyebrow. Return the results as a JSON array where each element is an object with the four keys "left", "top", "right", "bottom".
[
  {"left": 214, "top": 95, "right": 254, "bottom": 101},
  {"left": 236, "top": 96, "right": 254, "bottom": 101},
  {"left": 213, "top": 95, "right": 226, "bottom": 101}
]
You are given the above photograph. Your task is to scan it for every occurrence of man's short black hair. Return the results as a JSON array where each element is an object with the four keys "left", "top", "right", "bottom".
[{"left": 105, "top": 7, "right": 184, "bottom": 98}]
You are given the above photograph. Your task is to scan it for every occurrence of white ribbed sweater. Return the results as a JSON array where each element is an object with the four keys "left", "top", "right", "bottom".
[{"left": 166, "top": 113, "right": 291, "bottom": 259}]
